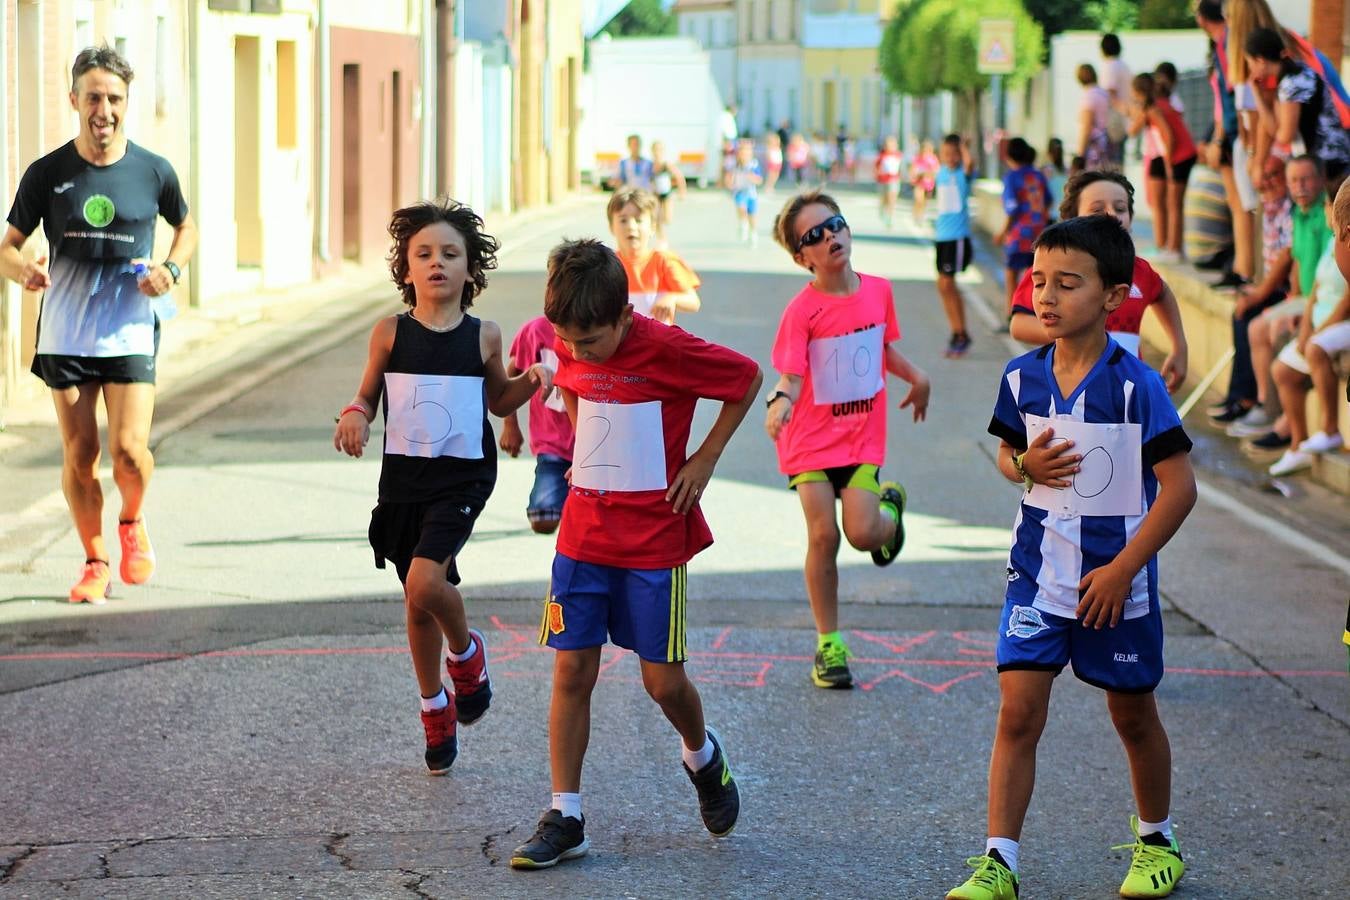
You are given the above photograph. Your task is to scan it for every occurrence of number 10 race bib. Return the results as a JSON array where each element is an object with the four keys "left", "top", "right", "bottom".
[
  {"left": 808, "top": 326, "right": 884, "bottom": 405},
  {"left": 571, "top": 397, "right": 667, "bottom": 492},
  {"left": 384, "top": 372, "right": 485, "bottom": 459}
]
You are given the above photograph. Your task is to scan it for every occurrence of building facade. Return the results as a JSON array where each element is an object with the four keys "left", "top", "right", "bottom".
[
  {"left": 733, "top": 0, "right": 801, "bottom": 137},
  {"left": 674, "top": 0, "right": 737, "bottom": 109}
]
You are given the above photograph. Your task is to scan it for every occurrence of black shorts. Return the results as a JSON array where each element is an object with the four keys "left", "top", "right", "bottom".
[
  {"left": 368, "top": 487, "right": 491, "bottom": 585},
  {"left": 30, "top": 317, "right": 161, "bottom": 389},
  {"left": 1147, "top": 155, "right": 1197, "bottom": 184},
  {"left": 935, "top": 238, "right": 973, "bottom": 276}
]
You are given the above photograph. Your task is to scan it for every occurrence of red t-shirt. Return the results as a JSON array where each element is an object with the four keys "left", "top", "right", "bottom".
[
  {"left": 1011, "top": 256, "right": 1164, "bottom": 355},
  {"left": 553, "top": 314, "right": 758, "bottom": 569}
]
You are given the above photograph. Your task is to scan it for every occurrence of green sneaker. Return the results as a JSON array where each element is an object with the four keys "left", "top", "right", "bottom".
[
  {"left": 1115, "top": 816, "right": 1184, "bottom": 898},
  {"left": 946, "top": 852, "right": 1019, "bottom": 899},
  {"left": 872, "top": 482, "right": 907, "bottom": 566},
  {"left": 811, "top": 639, "right": 853, "bottom": 689}
]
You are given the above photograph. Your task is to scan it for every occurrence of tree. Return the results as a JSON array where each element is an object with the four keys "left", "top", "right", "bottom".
[
  {"left": 1138, "top": 0, "right": 1195, "bottom": 29},
  {"left": 601, "top": 0, "right": 676, "bottom": 37},
  {"left": 879, "top": 0, "right": 1044, "bottom": 98},
  {"left": 1022, "top": 0, "right": 1096, "bottom": 39}
]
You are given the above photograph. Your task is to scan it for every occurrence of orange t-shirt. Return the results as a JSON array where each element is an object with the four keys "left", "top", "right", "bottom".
[{"left": 618, "top": 250, "right": 700, "bottom": 322}]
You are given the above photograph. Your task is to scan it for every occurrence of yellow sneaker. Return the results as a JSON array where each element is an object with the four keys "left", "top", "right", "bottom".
[
  {"left": 946, "top": 853, "right": 1019, "bottom": 899},
  {"left": 1115, "top": 816, "right": 1184, "bottom": 898}
]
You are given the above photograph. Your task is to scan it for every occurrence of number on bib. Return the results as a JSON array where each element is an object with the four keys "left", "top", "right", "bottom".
[
  {"left": 807, "top": 326, "right": 885, "bottom": 405},
  {"left": 571, "top": 398, "right": 667, "bottom": 492},
  {"left": 383, "top": 372, "right": 486, "bottom": 459},
  {"left": 1022, "top": 414, "right": 1143, "bottom": 517}
]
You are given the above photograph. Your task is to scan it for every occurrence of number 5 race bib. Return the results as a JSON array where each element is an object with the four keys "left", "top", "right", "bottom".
[
  {"left": 571, "top": 397, "right": 667, "bottom": 492},
  {"left": 383, "top": 373, "right": 486, "bottom": 459},
  {"left": 807, "top": 326, "right": 885, "bottom": 405},
  {"left": 539, "top": 348, "right": 566, "bottom": 413}
]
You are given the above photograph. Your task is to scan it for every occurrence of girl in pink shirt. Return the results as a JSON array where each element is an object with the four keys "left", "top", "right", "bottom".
[{"left": 765, "top": 191, "right": 931, "bottom": 690}]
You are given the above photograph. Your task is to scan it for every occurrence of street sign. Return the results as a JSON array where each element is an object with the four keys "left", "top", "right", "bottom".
[{"left": 977, "top": 19, "right": 1016, "bottom": 75}]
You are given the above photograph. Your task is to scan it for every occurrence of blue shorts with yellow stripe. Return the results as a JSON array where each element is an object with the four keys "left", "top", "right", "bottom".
[{"left": 540, "top": 553, "right": 688, "bottom": 663}]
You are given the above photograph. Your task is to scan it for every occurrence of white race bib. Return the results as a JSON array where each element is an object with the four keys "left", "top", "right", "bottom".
[
  {"left": 383, "top": 373, "right": 485, "bottom": 459},
  {"left": 571, "top": 398, "right": 667, "bottom": 492},
  {"left": 1109, "top": 331, "right": 1142, "bottom": 357},
  {"left": 936, "top": 178, "right": 963, "bottom": 214},
  {"left": 629, "top": 292, "right": 658, "bottom": 316},
  {"left": 539, "top": 348, "right": 566, "bottom": 412},
  {"left": 880, "top": 156, "right": 902, "bottom": 176},
  {"left": 808, "top": 326, "right": 885, "bottom": 405},
  {"left": 1023, "top": 414, "right": 1143, "bottom": 517}
]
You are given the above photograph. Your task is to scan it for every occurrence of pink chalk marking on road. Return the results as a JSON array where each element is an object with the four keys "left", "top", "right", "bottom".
[
  {"left": 858, "top": 669, "right": 987, "bottom": 694},
  {"left": 851, "top": 629, "right": 938, "bottom": 655},
  {"left": 489, "top": 615, "right": 535, "bottom": 645},
  {"left": 710, "top": 626, "right": 734, "bottom": 650}
]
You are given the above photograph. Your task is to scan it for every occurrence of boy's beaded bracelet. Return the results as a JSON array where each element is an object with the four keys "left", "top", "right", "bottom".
[{"left": 335, "top": 403, "right": 370, "bottom": 423}]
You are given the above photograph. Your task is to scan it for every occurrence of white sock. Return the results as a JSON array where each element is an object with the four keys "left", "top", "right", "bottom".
[
  {"left": 986, "top": 837, "right": 1020, "bottom": 874},
  {"left": 1137, "top": 816, "right": 1173, "bottom": 841},
  {"left": 419, "top": 687, "right": 448, "bottom": 712},
  {"left": 682, "top": 734, "right": 715, "bottom": 772},
  {"left": 551, "top": 792, "right": 582, "bottom": 821},
  {"left": 446, "top": 637, "right": 477, "bottom": 663}
]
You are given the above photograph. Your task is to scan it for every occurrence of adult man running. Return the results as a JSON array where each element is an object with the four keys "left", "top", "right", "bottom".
[{"left": 0, "top": 45, "right": 198, "bottom": 602}]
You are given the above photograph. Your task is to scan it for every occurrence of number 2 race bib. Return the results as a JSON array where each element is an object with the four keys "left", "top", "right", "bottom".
[
  {"left": 807, "top": 326, "right": 885, "bottom": 405},
  {"left": 383, "top": 373, "right": 486, "bottom": 459},
  {"left": 571, "top": 398, "right": 667, "bottom": 492}
]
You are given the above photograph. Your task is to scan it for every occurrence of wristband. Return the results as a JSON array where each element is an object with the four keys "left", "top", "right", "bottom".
[
  {"left": 336, "top": 403, "right": 370, "bottom": 423},
  {"left": 765, "top": 390, "right": 792, "bottom": 409},
  {"left": 1012, "top": 451, "right": 1034, "bottom": 492}
]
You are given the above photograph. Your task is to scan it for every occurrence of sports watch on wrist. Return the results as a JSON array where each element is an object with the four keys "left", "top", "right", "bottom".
[
  {"left": 765, "top": 390, "right": 791, "bottom": 409},
  {"left": 1012, "top": 451, "right": 1034, "bottom": 491},
  {"left": 162, "top": 260, "right": 181, "bottom": 284}
]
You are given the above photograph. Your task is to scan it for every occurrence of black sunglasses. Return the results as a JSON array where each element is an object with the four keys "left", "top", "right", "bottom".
[{"left": 795, "top": 214, "right": 848, "bottom": 252}]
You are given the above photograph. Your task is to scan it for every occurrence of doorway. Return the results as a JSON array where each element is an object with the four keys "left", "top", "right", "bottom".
[{"left": 342, "top": 64, "right": 361, "bottom": 261}]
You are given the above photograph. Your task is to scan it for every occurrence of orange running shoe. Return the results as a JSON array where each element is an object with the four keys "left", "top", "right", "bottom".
[
  {"left": 118, "top": 518, "right": 156, "bottom": 585},
  {"left": 69, "top": 559, "right": 111, "bottom": 604}
]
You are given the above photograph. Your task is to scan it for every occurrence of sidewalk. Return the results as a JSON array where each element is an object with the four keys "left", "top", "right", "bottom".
[{"left": 0, "top": 191, "right": 595, "bottom": 572}]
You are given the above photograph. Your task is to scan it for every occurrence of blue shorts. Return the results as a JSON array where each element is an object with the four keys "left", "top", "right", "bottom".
[
  {"left": 1004, "top": 249, "right": 1034, "bottom": 272},
  {"left": 540, "top": 553, "right": 688, "bottom": 663},
  {"left": 527, "top": 453, "right": 570, "bottom": 523},
  {"left": 734, "top": 190, "right": 758, "bottom": 215},
  {"left": 996, "top": 599, "right": 1164, "bottom": 693}
]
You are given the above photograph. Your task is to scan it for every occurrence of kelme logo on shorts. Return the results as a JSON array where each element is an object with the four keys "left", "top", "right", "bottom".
[
  {"left": 83, "top": 194, "right": 115, "bottom": 228},
  {"left": 1006, "top": 604, "right": 1049, "bottom": 639}
]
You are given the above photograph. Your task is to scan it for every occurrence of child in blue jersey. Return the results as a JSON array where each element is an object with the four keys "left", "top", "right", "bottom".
[
  {"left": 946, "top": 216, "right": 1197, "bottom": 900},
  {"left": 730, "top": 138, "right": 764, "bottom": 245},
  {"left": 933, "top": 133, "right": 976, "bottom": 357},
  {"left": 333, "top": 200, "right": 552, "bottom": 776}
]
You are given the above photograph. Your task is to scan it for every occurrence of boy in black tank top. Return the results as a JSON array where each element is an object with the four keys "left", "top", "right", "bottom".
[{"left": 334, "top": 200, "right": 553, "bottom": 775}]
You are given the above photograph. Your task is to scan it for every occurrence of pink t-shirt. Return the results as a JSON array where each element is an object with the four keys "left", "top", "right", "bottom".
[
  {"left": 509, "top": 315, "right": 575, "bottom": 460},
  {"left": 770, "top": 273, "right": 901, "bottom": 475}
]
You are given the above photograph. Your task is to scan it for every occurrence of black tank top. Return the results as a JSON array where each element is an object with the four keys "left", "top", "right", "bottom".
[{"left": 378, "top": 312, "right": 496, "bottom": 503}]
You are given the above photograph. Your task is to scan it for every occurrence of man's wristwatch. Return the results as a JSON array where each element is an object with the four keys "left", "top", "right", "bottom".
[
  {"left": 162, "top": 260, "right": 181, "bottom": 284},
  {"left": 1012, "top": 451, "right": 1034, "bottom": 491},
  {"left": 765, "top": 390, "right": 791, "bottom": 409}
]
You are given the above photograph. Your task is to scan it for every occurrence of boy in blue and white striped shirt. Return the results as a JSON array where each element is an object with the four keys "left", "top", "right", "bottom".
[{"left": 946, "top": 216, "right": 1197, "bottom": 900}]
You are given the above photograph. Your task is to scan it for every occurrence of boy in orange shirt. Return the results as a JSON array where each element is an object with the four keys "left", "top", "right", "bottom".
[{"left": 608, "top": 187, "right": 701, "bottom": 326}]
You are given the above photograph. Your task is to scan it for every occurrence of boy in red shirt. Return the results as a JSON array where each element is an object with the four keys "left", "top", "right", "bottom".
[
  {"left": 510, "top": 238, "right": 762, "bottom": 870},
  {"left": 608, "top": 187, "right": 701, "bottom": 325}
]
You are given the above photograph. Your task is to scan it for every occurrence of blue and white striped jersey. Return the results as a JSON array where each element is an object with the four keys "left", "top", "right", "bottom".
[{"left": 988, "top": 340, "right": 1192, "bottom": 620}]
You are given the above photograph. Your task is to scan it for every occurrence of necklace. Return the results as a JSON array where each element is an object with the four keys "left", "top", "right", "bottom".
[{"left": 411, "top": 310, "right": 461, "bottom": 333}]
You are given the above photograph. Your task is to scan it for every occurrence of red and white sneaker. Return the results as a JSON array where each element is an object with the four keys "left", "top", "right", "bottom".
[
  {"left": 117, "top": 518, "right": 156, "bottom": 585},
  {"left": 69, "top": 560, "right": 111, "bottom": 604},
  {"left": 420, "top": 692, "right": 458, "bottom": 775},
  {"left": 446, "top": 628, "right": 493, "bottom": 726}
]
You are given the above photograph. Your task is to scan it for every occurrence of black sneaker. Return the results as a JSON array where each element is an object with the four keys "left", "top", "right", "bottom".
[
  {"left": 872, "top": 482, "right": 907, "bottom": 566},
  {"left": 811, "top": 640, "right": 854, "bottom": 689},
  {"left": 683, "top": 726, "right": 740, "bottom": 837},
  {"left": 1246, "top": 430, "right": 1292, "bottom": 452},
  {"left": 419, "top": 698, "right": 458, "bottom": 775},
  {"left": 1211, "top": 271, "right": 1250, "bottom": 290},
  {"left": 509, "top": 809, "right": 589, "bottom": 869},
  {"left": 945, "top": 332, "right": 973, "bottom": 358},
  {"left": 1207, "top": 400, "right": 1251, "bottom": 424}
]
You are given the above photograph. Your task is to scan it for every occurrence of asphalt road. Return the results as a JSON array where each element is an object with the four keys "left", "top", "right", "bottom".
[{"left": 1, "top": 188, "right": 1347, "bottom": 899}]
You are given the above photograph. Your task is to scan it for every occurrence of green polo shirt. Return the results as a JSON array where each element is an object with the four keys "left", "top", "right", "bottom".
[{"left": 1291, "top": 194, "right": 1332, "bottom": 296}]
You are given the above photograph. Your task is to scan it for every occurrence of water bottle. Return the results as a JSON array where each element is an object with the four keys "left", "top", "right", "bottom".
[{"left": 133, "top": 261, "right": 178, "bottom": 321}]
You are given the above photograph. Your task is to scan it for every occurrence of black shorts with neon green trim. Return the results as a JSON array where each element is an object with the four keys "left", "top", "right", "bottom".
[{"left": 787, "top": 463, "right": 882, "bottom": 497}]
